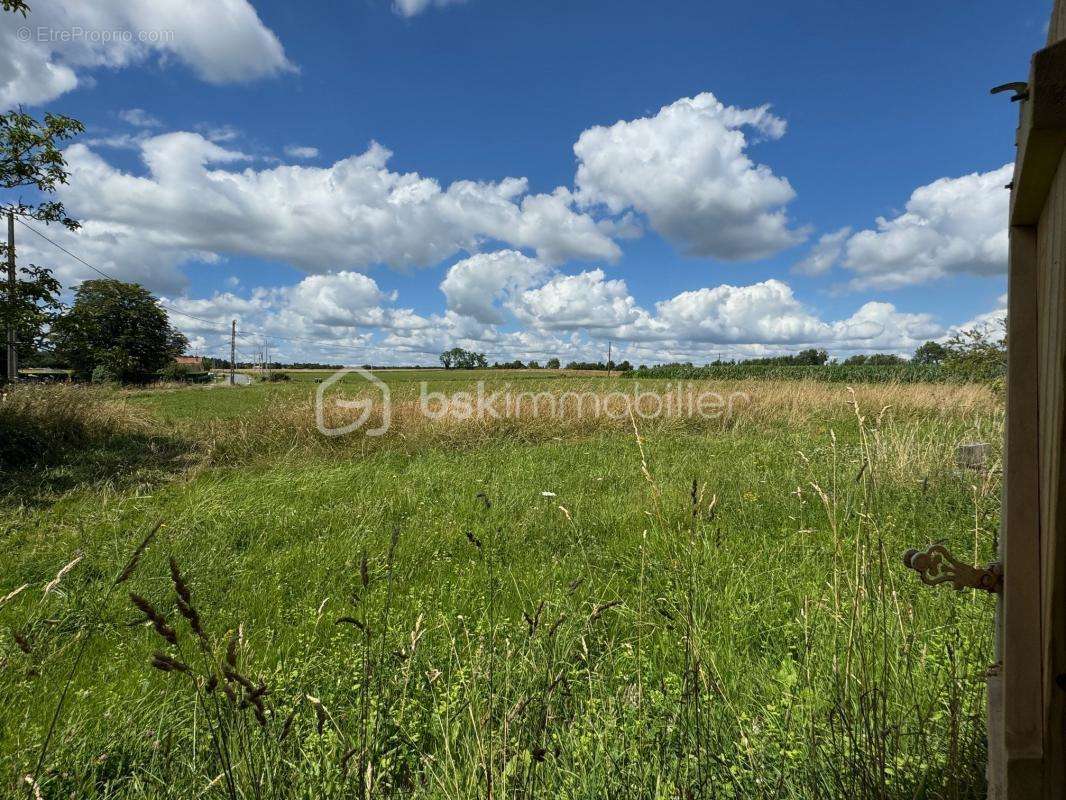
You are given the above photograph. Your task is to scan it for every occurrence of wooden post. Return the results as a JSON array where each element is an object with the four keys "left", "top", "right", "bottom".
[
  {"left": 990, "top": 2, "right": 1066, "bottom": 795},
  {"left": 993, "top": 225, "right": 1045, "bottom": 798}
]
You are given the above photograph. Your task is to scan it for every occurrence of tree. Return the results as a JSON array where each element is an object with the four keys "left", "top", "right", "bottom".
[
  {"left": 0, "top": 1, "right": 84, "bottom": 378},
  {"left": 740, "top": 350, "right": 828, "bottom": 367},
  {"left": 942, "top": 323, "right": 1007, "bottom": 383},
  {"left": 50, "top": 280, "right": 188, "bottom": 380},
  {"left": 1, "top": 109, "right": 85, "bottom": 230},
  {"left": 865, "top": 353, "right": 904, "bottom": 365},
  {"left": 913, "top": 340, "right": 948, "bottom": 365},
  {"left": 546, "top": 357, "right": 561, "bottom": 369},
  {"left": 794, "top": 348, "right": 829, "bottom": 366},
  {"left": 0, "top": 259, "right": 61, "bottom": 360},
  {"left": 439, "top": 347, "right": 487, "bottom": 370}
]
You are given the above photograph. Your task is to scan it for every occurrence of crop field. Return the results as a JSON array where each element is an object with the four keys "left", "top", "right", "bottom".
[{"left": 0, "top": 371, "right": 1003, "bottom": 799}]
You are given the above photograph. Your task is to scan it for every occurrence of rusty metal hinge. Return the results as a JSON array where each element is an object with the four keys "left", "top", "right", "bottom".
[{"left": 902, "top": 544, "right": 1003, "bottom": 594}]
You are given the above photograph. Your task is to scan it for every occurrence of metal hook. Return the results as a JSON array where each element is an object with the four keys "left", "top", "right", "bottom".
[{"left": 991, "top": 82, "right": 1030, "bottom": 102}]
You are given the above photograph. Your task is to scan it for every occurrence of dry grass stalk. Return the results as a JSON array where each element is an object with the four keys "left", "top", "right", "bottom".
[
  {"left": 0, "top": 583, "right": 28, "bottom": 609},
  {"left": 23, "top": 774, "right": 43, "bottom": 800},
  {"left": 42, "top": 553, "right": 83, "bottom": 597}
]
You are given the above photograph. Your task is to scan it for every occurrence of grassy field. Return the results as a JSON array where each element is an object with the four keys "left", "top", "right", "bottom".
[{"left": 0, "top": 372, "right": 1002, "bottom": 798}]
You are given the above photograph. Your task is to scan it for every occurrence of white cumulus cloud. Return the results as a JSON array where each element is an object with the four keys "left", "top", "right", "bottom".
[
  {"left": 440, "top": 250, "right": 549, "bottom": 324},
  {"left": 831, "top": 164, "right": 1012, "bottom": 289},
  {"left": 0, "top": 0, "right": 293, "bottom": 107},
  {"left": 793, "top": 227, "right": 851, "bottom": 276},
  {"left": 513, "top": 269, "right": 644, "bottom": 330},
  {"left": 438, "top": 253, "right": 941, "bottom": 357},
  {"left": 574, "top": 92, "right": 806, "bottom": 261},
  {"left": 52, "top": 133, "right": 620, "bottom": 280}
]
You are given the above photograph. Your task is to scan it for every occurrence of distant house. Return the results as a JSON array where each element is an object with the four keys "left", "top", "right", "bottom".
[{"left": 174, "top": 356, "right": 206, "bottom": 373}]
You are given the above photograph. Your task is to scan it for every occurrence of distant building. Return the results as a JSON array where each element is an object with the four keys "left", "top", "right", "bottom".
[{"left": 174, "top": 356, "right": 206, "bottom": 373}]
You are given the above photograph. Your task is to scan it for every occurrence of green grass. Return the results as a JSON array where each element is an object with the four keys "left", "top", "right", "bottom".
[{"left": 0, "top": 374, "right": 1001, "bottom": 798}]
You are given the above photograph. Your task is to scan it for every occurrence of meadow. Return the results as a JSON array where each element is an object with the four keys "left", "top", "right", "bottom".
[{"left": 0, "top": 371, "right": 1003, "bottom": 799}]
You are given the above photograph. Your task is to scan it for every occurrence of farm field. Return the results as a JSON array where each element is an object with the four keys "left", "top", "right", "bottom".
[{"left": 0, "top": 372, "right": 1003, "bottom": 799}]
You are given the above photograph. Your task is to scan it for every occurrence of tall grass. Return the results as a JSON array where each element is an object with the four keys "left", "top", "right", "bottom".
[
  {"left": 0, "top": 379, "right": 999, "bottom": 797},
  {"left": 0, "top": 385, "right": 153, "bottom": 471},
  {"left": 202, "top": 379, "right": 998, "bottom": 464}
]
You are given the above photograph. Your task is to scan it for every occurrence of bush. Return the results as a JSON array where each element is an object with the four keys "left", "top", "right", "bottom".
[
  {"left": 159, "top": 363, "right": 191, "bottom": 382},
  {"left": 260, "top": 372, "right": 291, "bottom": 382},
  {"left": 942, "top": 326, "right": 1006, "bottom": 384},
  {"left": 91, "top": 364, "right": 121, "bottom": 385}
]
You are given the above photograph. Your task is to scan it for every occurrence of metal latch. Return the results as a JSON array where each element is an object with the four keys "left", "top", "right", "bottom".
[{"left": 903, "top": 544, "right": 1003, "bottom": 594}]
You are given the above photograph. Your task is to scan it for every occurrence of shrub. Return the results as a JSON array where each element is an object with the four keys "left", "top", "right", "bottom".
[
  {"left": 942, "top": 326, "right": 1006, "bottom": 384},
  {"left": 91, "top": 363, "right": 121, "bottom": 385},
  {"left": 159, "top": 363, "right": 191, "bottom": 382}
]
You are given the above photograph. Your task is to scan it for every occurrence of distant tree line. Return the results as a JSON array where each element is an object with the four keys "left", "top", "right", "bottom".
[
  {"left": 206, "top": 359, "right": 346, "bottom": 371},
  {"left": 437, "top": 350, "right": 640, "bottom": 372},
  {"left": 627, "top": 331, "right": 1005, "bottom": 384},
  {"left": 564, "top": 360, "right": 632, "bottom": 372}
]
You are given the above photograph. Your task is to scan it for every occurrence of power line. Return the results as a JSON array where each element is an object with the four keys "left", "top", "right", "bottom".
[
  {"left": 14, "top": 218, "right": 374, "bottom": 356},
  {"left": 14, "top": 218, "right": 245, "bottom": 333}
]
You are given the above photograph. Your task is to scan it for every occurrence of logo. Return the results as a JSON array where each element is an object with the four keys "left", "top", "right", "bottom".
[{"left": 315, "top": 367, "right": 390, "bottom": 437}]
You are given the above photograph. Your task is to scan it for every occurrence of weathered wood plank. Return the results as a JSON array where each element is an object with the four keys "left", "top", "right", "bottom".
[
  {"left": 1000, "top": 224, "right": 1045, "bottom": 798},
  {"left": 1039, "top": 145, "right": 1066, "bottom": 800},
  {"left": 1009, "top": 39, "right": 1066, "bottom": 227},
  {"left": 1051, "top": 0, "right": 1066, "bottom": 45},
  {"left": 994, "top": 4, "right": 1066, "bottom": 797}
]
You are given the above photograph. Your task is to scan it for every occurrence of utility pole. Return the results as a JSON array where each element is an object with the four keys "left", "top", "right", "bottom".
[
  {"left": 607, "top": 340, "right": 612, "bottom": 378},
  {"left": 6, "top": 210, "right": 17, "bottom": 383},
  {"left": 230, "top": 320, "right": 236, "bottom": 385}
]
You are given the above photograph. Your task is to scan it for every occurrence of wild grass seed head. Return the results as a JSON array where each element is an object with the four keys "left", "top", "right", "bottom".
[
  {"left": 129, "top": 593, "right": 178, "bottom": 645},
  {"left": 114, "top": 520, "right": 163, "bottom": 585}
]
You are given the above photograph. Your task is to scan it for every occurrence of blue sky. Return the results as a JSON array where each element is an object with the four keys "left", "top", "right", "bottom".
[{"left": 1, "top": 0, "right": 1047, "bottom": 365}]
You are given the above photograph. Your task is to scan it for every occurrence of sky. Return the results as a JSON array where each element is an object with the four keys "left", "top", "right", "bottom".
[{"left": 0, "top": 0, "right": 1049, "bottom": 366}]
